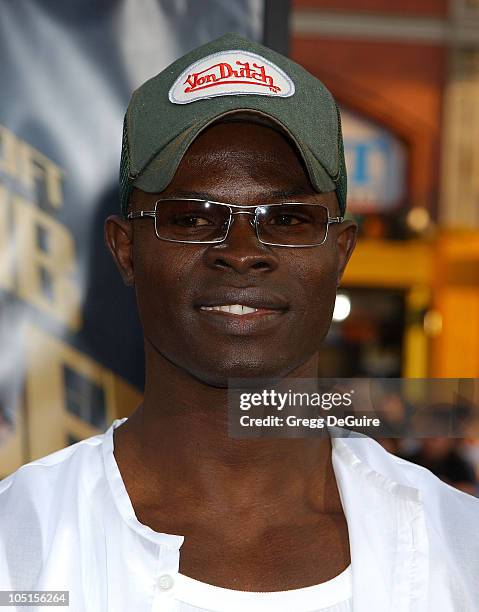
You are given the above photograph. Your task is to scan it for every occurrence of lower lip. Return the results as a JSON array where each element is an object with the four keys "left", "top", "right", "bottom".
[{"left": 196, "top": 307, "right": 287, "bottom": 334}]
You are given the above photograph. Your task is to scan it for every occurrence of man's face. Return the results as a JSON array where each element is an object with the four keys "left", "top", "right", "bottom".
[{"left": 108, "top": 121, "right": 356, "bottom": 387}]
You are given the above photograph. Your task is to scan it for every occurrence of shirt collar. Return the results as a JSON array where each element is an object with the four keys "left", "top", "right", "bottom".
[{"left": 102, "top": 417, "right": 185, "bottom": 549}]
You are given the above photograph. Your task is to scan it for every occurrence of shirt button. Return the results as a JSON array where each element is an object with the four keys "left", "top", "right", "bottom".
[{"left": 158, "top": 574, "right": 174, "bottom": 591}]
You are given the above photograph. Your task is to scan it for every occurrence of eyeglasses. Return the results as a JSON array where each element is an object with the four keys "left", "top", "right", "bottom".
[{"left": 127, "top": 198, "right": 344, "bottom": 248}]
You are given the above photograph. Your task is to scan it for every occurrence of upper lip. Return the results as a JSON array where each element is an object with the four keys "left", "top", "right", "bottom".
[{"left": 194, "top": 288, "right": 289, "bottom": 311}]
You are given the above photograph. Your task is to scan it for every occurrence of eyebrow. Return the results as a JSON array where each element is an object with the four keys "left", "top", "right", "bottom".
[{"left": 269, "top": 187, "right": 314, "bottom": 199}]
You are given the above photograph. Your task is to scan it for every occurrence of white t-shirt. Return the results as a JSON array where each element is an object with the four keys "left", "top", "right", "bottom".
[{"left": 171, "top": 566, "right": 352, "bottom": 611}]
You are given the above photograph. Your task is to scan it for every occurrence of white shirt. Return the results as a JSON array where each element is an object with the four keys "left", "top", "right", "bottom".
[
  {"left": 170, "top": 565, "right": 352, "bottom": 611},
  {"left": 0, "top": 417, "right": 478, "bottom": 611}
]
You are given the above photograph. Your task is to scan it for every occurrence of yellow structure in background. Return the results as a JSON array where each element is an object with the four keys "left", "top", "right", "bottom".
[
  {"left": 432, "top": 232, "right": 479, "bottom": 376},
  {"left": 0, "top": 324, "right": 141, "bottom": 479},
  {"left": 343, "top": 230, "right": 479, "bottom": 378}
]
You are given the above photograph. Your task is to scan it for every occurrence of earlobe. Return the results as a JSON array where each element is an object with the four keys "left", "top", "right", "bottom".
[
  {"left": 104, "top": 215, "right": 135, "bottom": 287},
  {"left": 336, "top": 221, "right": 357, "bottom": 286}
]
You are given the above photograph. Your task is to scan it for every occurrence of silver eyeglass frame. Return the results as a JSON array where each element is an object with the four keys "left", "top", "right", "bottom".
[{"left": 126, "top": 197, "right": 344, "bottom": 248}]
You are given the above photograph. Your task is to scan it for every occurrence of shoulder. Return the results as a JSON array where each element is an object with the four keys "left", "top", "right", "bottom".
[
  {"left": 337, "top": 432, "right": 479, "bottom": 607},
  {"left": 0, "top": 429, "right": 107, "bottom": 524},
  {"left": 337, "top": 431, "right": 479, "bottom": 520},
  {"left": 0, "top": 429, "right": 111, "bottom": 589}
]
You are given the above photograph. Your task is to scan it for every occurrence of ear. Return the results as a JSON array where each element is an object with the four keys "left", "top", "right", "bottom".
[
  {"left": 104, "top": 215, "right": 135, "bottom": 286},
  {"left": 335, "top": 220, "right": 357, "bottom": 287}
]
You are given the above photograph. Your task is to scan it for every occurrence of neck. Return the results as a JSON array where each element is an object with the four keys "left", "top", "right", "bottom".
[{"left": 116, "top": 341, "right": 339, "bottom": 515}]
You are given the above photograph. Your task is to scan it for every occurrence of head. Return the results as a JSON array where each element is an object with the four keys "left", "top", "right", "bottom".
[{"left": 105, "top": 35, "right": 357, "bottom": 387}]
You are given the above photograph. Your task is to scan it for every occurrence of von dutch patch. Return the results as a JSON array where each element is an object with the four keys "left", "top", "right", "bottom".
[{"left": 169, "top": 50, "right": 295, "bottom": 104}]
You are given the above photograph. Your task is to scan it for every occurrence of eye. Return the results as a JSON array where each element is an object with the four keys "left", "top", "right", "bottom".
[
  {"left": 172, "top": 214, "right": 213, "bottom": 227},
  {"left": 268, "top": 213, "right": 310, "bottom": 226}
]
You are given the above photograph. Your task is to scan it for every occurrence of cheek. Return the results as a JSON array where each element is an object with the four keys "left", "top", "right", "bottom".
[
  {"left": 132, "top": 242, "right": 199, "bottom": 329},
  {"left": 286, "top": 252, "right": 338, "bottom": 335}
]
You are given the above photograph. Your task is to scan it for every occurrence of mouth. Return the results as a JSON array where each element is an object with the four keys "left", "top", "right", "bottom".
[{"left": 194, "top": 291, "right": 289, "bottom": 335}]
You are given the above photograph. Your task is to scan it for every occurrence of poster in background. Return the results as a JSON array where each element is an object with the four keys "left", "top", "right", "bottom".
[{"left": 0, "top": 0, "right": 266, "bottom": 473}]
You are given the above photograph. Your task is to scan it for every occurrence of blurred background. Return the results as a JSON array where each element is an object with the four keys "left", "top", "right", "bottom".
[{"left": 0, "top": 0, "right": 478, "bottom": 495}]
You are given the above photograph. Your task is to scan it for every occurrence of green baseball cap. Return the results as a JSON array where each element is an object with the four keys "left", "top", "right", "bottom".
[{"left": 120, "top": 32, "right": 347, "bottom": 217}]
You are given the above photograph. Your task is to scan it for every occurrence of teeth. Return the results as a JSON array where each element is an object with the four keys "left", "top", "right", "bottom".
[
  {"left": 200, "top": 304, "right": 259, "bottom": 314},
  {"left": 230, "top": 304, "right": 245, "bottom": 315}
]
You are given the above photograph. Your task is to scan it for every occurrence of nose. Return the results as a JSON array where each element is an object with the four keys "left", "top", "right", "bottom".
[{"left": 203, "top": 211, "right": 278, "bottom": 274}]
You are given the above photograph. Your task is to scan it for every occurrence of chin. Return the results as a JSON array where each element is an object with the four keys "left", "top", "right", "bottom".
[{"left": 187, "top": 353, "right": 306, "bottom": 389}]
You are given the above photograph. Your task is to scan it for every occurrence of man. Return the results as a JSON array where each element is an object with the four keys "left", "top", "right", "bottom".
[{"left": 1, "top": 33, "right": 478, "bottom": 612}]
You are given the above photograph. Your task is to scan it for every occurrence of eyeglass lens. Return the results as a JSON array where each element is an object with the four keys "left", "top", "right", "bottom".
[{"left": 154, "top": 200, "right": 329, "bottom": 245}]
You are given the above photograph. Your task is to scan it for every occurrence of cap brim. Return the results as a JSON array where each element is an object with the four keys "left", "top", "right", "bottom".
[{"left": 133, "top": 109, "right": 336, "bottom": 196}]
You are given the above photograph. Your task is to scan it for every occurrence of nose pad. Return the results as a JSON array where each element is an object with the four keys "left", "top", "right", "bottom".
[{"left": 228, "top": 211, "right": 257, "bottom": 237}]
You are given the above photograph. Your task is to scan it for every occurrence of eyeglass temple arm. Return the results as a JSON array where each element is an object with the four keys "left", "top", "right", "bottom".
[{"left": 329, "top": 216, "right": 344, "bottom": 224}]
